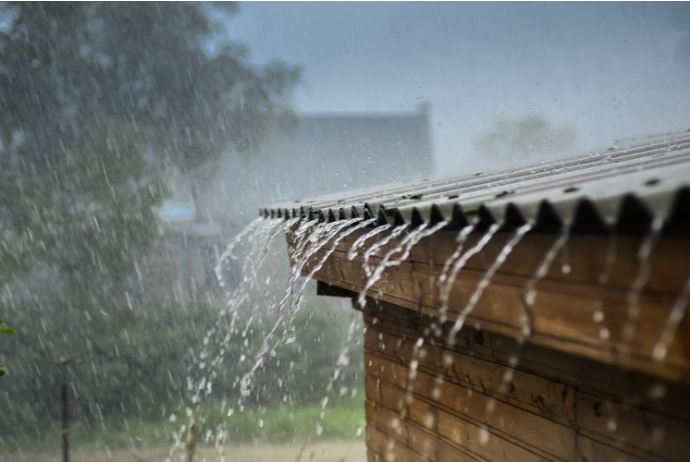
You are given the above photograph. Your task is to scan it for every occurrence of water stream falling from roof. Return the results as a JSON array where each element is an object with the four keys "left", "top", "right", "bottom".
[
  {"left": 237, "top": 219, "right": 350, "bottom": 400},
  {"left": 592, "top": 233, "right": 619, "bottom": 344},
  {"left": 623, "top": 217, "right": 664, "bottom": 342},
  {"left": 652, "top": 274, "right": 690, "bottom": 362},
  {"left": 172, "top": 217, "right": 287, "bottom": 458},
  {"left": 357, "top": 221, "right": 448, "bottom": 309},
  {"left": 447, "top": 224, "right": 531, "bottom": 347},
  {"left": 435, "top": 225, "right": 475, "bottom": 328},
  {"left": 438, "top": 225, "right": 500, "bottom": 334},
  {"left": 348, "top": 224, "right": 392, "bottom": 261},
  {"left": 194, "top": 199, "right": 686, "bottom": 460},
  {"left": 522, "top": 226, "right": 571, "bottom": 338},
  {"left": 362, "top": 225, "right": 408, "bottom": 277}
]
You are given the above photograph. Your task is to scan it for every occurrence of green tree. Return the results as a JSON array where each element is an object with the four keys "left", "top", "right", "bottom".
[
  {"left": 475, "top": 114, "right": 577, "bottom": 162},
  {"left": 0, "top": 318, "right": 14, "bottom": 377},
  {"left": 0, "top": 2, "right": 299, "bottom": 435}
]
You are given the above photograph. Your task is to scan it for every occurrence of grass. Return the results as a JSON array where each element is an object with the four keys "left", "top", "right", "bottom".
[{"left": 2, "top": 396, "right": 366, "bottom": 454}]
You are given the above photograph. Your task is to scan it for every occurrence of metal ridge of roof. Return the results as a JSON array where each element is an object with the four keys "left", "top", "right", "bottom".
[{"left": 260, "top": 130, "right": 690, "bottom": 232}]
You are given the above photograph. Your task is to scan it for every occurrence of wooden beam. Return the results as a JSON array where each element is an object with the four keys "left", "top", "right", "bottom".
[{"left": 286, "top": 227, "right": 690, "bottom": 383}]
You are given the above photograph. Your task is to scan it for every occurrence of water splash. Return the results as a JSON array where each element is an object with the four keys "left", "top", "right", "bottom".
[
  {"left": 362, "top": 224, "right": 408, "bottom": 277},
  {"left": 521, "top": 227, "right": 570, "bottom": 339},
  {"left": 357, "top": 221, "right": 448, "bottom": 309},
  {"left": 215, "top": 217, "right": 271, "bottom": 288},
  {"left": 438, "top": 225, "right": 499, "bottom": 328},
  {"left": 427, "top": 225, "right": 477, "bottom": 334},
  {"left": 174, "top": 217, "right": 288, "bottom": 458},
  {"left": 592, "top": 233, "right": 618, "bottom": 343},
  {"left": 447, "top": 224, "right": 532, "bottom": 347},
  {"left": 315, "top": 312, "right": 363, "bottom": 437},
  {"left": 282, "top": 218, "right": 375, "bottom": 343},
  {"left": 438, "top": 226, "right": 476, "bottom": 288},
  {"left": 348, "top": 224, "right": 392, "bottom": 260},
  {"left": 237, "top": 219, "right": 348, "bottom": 400},
  {"left": 623, "top": 217, "right": 664, "bottom": 341},
  {"left": 652, "top": 273, "right": 690, "bottom": 362},
  {"left": 238, "top": 217, "right": 373, "bottom": 403},
  {"left": 298, "top": 218, "right": 375, "bottom": 296}
]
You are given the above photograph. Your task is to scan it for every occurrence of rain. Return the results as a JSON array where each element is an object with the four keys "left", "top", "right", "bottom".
[{"left": 1, "top": 3, "right": 690, "bottom": 462}]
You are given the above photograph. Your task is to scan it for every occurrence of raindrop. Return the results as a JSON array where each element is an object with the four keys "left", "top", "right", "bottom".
[{"left": 478, "top": 427, "right": 491, "bottom": 445}]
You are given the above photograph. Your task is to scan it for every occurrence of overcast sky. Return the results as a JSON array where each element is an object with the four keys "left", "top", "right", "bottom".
[{"left": 226, "top": 2, "right": 690, "bottom": 174}]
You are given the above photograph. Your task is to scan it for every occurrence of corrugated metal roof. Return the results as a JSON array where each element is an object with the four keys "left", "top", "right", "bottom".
[{"left": 261, "top": 130, "right": 690, "bottom": 232}]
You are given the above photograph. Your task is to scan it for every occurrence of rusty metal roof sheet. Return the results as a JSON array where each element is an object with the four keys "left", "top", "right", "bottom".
[{"left": 260, "top": 130, "right": 690, "bottom": 232}]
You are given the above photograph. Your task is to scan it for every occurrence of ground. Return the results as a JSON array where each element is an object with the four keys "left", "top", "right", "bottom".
[{"left": 1, "top": 441, "right": 365, "bottom": 462}]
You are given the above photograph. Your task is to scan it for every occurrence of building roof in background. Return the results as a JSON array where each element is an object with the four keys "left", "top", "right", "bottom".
[
  {"left": 197, "top": 106, "right": 434, "bottom": 227},
  {"left": 261, "top": 130, "right": 690, "bottom": 232}
]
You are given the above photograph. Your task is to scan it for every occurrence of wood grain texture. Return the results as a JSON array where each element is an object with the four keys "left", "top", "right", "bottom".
[
  {"left": 287, "top": 224, "right": 690, "bottom": 460},
  {"left": 361, "top": 301, "right": 690, "bottom": 461},
  {"left": 289, "top": 226, "right": 690, "bottom": 382}
]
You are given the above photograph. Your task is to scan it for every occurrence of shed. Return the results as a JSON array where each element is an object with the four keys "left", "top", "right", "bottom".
[{"left": 262, "top": 131, "right": 690, "bottom": 462}]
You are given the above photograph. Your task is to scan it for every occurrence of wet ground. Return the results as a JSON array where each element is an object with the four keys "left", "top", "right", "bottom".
[{"left": 1, "top": 441, "right": 365, "bottom": 462}]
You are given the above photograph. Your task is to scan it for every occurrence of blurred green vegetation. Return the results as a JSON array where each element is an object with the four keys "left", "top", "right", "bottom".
[
  {"left": 5, "top": 397, "right": 365, "bottom": 453},
  {"left": 0, "top": 298, "right": 364, "bottom": 447}
]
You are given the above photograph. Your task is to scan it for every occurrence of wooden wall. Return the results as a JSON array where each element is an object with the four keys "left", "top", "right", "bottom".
[
  {"left": 362, "top": 299, "right": 690, "bottom": 462},
  {"left": 305, "top": 229, "right": 690, "bottom": 384}
]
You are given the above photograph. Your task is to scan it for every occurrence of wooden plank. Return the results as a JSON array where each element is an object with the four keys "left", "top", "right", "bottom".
[
  {"left": 576, "top": 392, "right": 690, "bottom": 461},
  {"left": 372, "top": 373, "right": 559, "bottom": 461},
  {"left": 310, "top": 252, "right": 690, "bottom": 382},
  {"left": 368, "top": 388, "right": 538, "bottom": 462},
  {"left": 367, "top": 426, "right": 432, "bottom": 462},
  {"left": 365, "top": 327, "right": 576, "bottom": 424},
  {"left": 490, "top": 333, "right": 690, "bottom": 425},
  {"left": 367, "top": 400, "right": 438, "bottom": 460},
  {"left": 316, "top": 280, "right": 356, "bottom": 298},
  {"left": 366, "top": 375, "right": 382, "bottom": 402},
  {"left": 287, "top": 218, "right": 690, "bottom": 382},
  {"left": 360, "top": 292, "right": 690, "bottom": 461},
  {"left": 367, "top": 398, "right": 528, "bottom": 462},
  {"left": 436, "top": 407, "right": 551, "bottom": 462},
  {"left": 322, "top": 228, "right": 690, "bottom": 294},
  {"left": 576, "top": 435, "right": 660, "bottom": 462},
  {"left": 367, "top": 353, "right": 576, "bottom": 460},
  {"left": 436, "top": 438, "right": 490, "bottom": 462}
]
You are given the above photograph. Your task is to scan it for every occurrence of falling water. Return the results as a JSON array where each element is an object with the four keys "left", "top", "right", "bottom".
[
  {"left": 298, "top": 218, "right": 375, "bottom": 297},
  {"left": 316, "top": 312, "right": 363, "bottom": 436},
  {"left": 348, "top": 224, "right": 392, "bottom": 260},
  {"left": 283, "top": 218, "right": 375, "bottom": 343},
  {"left": 447, "top": 224, "right": 532, "bottom": 347},
  {"left": 172, "top": 216, "right": 288, "bottom": 459},
  {"left": 438, "top": 224, "right": 499, "bottom": 327},
  {"left": 592, "top": 233, "right": 619, "bottom": 343},
  {"left": 357, "top": 221, "right": 448, "bottom": 309},
  {"left": 521, "top": 227, "right": 571, "bottom": 339},
  {"left": 292, "top": 218, "right": 365, "bottom": 308},
  {"left": 652, "top": 273, "right": 690, "bottom": 362},
  {"left": 176, "top": 214, "right": 377, "bottom": 459},
  {"left": 237, "top": 219, "right": 354, "bottom": 401},
  {"left": 362, "top": 224, "right": 408, "bottom": 277},
  {"left": 215, "top": 217, "right": 265, "bottom": 288},
  {"left": 438, "top": 226, "right": 476, "bottom": 288},
  {"left": 623, "top": 217, "right": 664, "bottom": 341},
  {"left": 486, "top": 226, "right": 571, "bottom": 406}
]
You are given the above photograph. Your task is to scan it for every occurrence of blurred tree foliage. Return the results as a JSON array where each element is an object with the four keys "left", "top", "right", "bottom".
[
  {"left": 475, "top": 114, "right": 577, "bottom": 162},
  {"left": 0, "top": 2, "right": 299, "bottom": 287},
  {"left": 0, "top": 300, "right": 362, "bottom": 440},
  {"left": 0, "top": 318, "right": 14, "bottom": 377},
  {"left": 0, "top": 1, "right": 300, "bottom": 437}
]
